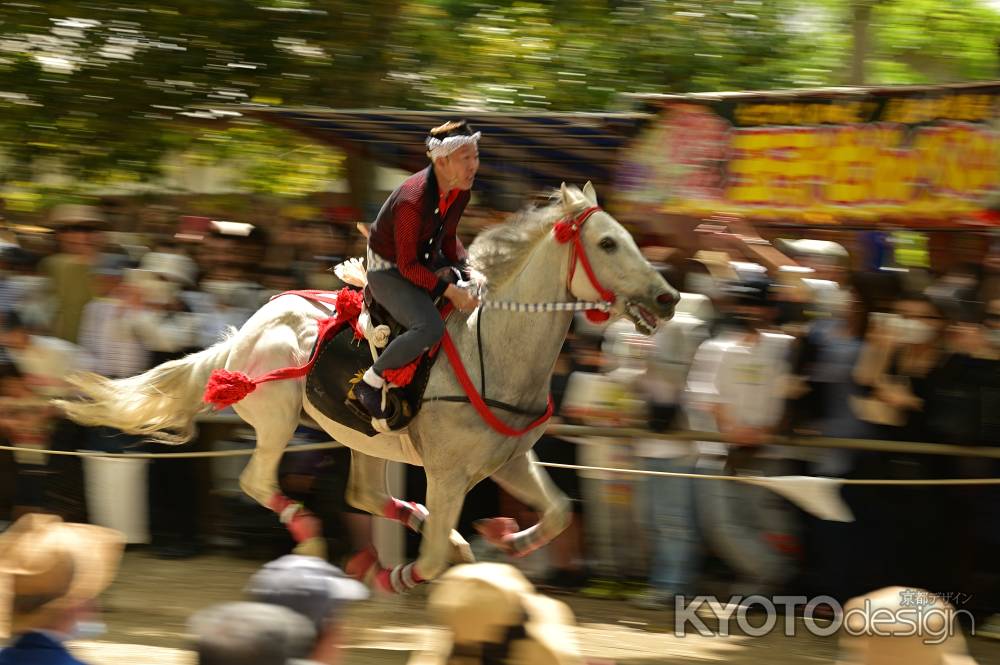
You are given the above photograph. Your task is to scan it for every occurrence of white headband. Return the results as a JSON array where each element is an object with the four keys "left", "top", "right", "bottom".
[{"left": 426, "top": 132, "right": 481, "bottom": 160}]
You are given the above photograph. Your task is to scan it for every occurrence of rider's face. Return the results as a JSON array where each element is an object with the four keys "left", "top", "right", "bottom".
[{"left": 435, "top": 144, "right": 479, "bottom": 191}]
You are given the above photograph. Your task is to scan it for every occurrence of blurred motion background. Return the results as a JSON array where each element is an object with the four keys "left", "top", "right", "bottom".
[{"left": 3, "top": 1, "right": 1000, "bottom": 660}]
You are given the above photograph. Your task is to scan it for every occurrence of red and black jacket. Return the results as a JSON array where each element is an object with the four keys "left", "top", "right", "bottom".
[{"left": 368, "top": 165, "right": 469, "bottom": 299}]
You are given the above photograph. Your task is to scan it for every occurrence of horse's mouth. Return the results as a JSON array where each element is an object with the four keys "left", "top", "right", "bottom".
[{"left": 626, "top": 301, "right": 659, "bottom": 335}]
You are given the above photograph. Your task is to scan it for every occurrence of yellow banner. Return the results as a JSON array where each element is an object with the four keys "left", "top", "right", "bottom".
[{"left": 615, "top": 94, "right": 1000, "bottom": 222}]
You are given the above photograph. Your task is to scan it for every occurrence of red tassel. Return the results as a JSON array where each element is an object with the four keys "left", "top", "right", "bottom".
[
  {"left": 585, "top": 309, "right": 611, "bottom": 323},
  {"left": 203, "top": 369, "right": 257, "bottom": 409},
  {"left": 198, "top": 288, "right": 368, "bottom": 410},
  {"left": 553, "top": 220, "right": 577, "bottom": 244},
  {"left": 336, "top": 287, "right": 364, "bottom": 320},
  {"left": 383, "top": 360, "right": 419, "bottom": 387}
]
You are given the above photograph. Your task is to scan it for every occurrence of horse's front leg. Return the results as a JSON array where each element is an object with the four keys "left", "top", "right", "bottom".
[
  {"left": 344, "top": 451, "right": 473, "bottom": 577},
  {"left": 368, "top": 468, "right": 470, "bottom": 593},
  {"left": 481, "top": 450, "right": 572, "bottom": 557}
]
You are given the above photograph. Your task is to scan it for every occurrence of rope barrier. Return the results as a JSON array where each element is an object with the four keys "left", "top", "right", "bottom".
[
  {"left": 4, "top": 405, "right": 1000, "bottom": 484},
  {"left": 3, "top": 442, "right": 996, "bottom": 486},
  {"left": 2, "top": 439, "right": 999, "bottom": 486},
  {"left": 543, "top": 424, "right": 1000, "bottom": 460},
  {"left": 535, "top": 462, "right": 1000, "bottom": 486},
  {"left": 0, "top": 441, "right": 342, "bottom": 459},
  {"left": 7, "top": 400, "right": 1000, "bottom": 460}
]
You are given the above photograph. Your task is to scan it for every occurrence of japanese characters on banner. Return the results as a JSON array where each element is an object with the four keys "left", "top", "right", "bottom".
[{"left": 614, "top": 85, "right": 1000, "bottom": 224}]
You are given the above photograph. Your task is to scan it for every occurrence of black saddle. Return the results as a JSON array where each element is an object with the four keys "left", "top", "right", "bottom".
[{"left": 304, "top": 284, "right": 450, "bottom": 435}]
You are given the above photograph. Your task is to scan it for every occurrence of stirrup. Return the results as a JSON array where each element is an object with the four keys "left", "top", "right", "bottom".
[{"left": 346, "top": 374, "right": 410, "bottom": 432}]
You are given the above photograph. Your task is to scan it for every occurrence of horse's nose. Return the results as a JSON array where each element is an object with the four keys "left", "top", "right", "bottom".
[
  {"left": 657, "top": 291, "right": 678, "bottom": 306},
  {"left": 656, "top": 290, "right": 679, "bottom": 317}
]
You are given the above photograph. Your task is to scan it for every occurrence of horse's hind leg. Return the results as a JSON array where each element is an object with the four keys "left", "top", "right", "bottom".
[
  {"left": 235, "top": 380, "right": 325, "bottom": 557},
  {"left": 344, "top": 451, "right": 473, "bottom": 579},
  {"left": 482, "top": 450, "right": 572, "bottom": 557}
]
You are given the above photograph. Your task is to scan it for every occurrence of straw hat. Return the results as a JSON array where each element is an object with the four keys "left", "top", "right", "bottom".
[
  {"left": 47, "top": 204, "right": 107, "bottom": 230},
  {"left": 139, "top": 251, "right": 198, "bottom": 286},
  {"left": 689, "top": 250, "right": 739, "bottom": 283},
  {"left": 835, "top": 587, "right": 978, "bottom": 665},
  {"left": 409, "top": 563, "right": 583, "bottom": 665},
  {"left": 0, "top": 514, "right": 124, "bottom": 637}
]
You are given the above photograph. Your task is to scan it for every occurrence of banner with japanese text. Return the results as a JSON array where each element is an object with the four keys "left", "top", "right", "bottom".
[{"left": 615, "top": 85, "right": 1000, "bottom": 224}]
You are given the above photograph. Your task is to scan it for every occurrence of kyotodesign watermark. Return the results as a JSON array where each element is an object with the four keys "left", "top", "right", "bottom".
[{"left": 674, "top": 590, "right": 974, "bottom": 645}]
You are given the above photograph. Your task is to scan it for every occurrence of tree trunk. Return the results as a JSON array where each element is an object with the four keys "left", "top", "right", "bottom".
[
  {"left": 850, "top": 1, "right": 874, "bottom": 86},
  {"left": 345, "top": 150, "right": 378, "bottom": 220}
]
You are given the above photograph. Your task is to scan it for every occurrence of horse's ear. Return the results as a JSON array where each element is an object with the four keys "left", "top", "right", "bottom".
[
  {"left": 560, "top": 182, "right": 585, "bottom": 211},
  {"left": 582, "top": 181, "right": 598, "bottom": 206},
  {"left": 559, "top": 182, "right": 572, "bottom": 208}
]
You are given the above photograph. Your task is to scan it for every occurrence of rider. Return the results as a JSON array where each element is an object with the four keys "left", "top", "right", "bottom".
[{"left": 352, "top": 120, "right": 481, "bottom": 420}]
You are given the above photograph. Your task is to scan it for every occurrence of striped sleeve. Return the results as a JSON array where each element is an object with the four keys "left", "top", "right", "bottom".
[{"left": 393, "top": 200, "right": 447, "bottom": 297}]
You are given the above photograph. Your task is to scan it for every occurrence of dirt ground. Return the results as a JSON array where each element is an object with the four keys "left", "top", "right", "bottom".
[{"left": 65, "top": 550, "right": 1000, "bottom": 665}]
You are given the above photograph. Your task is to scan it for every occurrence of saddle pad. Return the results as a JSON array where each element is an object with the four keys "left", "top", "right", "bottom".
[
  {"left": 305, "top": 326, "right": 377, "bottom": 436},
  {"left": 304, "top": 325, "right": 441, "bottom": 435}
]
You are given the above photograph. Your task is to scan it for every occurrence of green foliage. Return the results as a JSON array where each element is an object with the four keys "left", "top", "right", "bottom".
[
  {"left": 0, "top": 0, "right": 997, "bottom": 193},
  {"left": 784, "top": 0, "right": 1000, "bottom": 86},
  {"left": 871, "top": 0, "right": 1000, "bottom": 83}
]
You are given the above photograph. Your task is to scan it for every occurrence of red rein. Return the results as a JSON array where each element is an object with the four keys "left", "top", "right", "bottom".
[
  {"left": 440, "top": 205, "right": 612, "bottom": 436},
  {"left": 552, "top": 205, "right": 615, "bottom": 323}
]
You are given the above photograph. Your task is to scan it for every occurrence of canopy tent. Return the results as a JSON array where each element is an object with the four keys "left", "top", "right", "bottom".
[{"left": 238, "top": 107, "right": 650, "bottom": 208}]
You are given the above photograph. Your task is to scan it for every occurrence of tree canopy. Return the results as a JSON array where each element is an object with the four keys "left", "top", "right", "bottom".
[{"left": 0, "top": 0, "right": 998, "bottom": 195}]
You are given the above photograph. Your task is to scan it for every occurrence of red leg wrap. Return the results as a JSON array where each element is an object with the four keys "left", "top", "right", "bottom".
[
  {"left": 345, "top": 546, "right": 379, "bottom": 582},
  {"left": 382, "top": 497, "right": 428, "bottom": 533},
  {"left": 474, "top": 517, "right": 520, "bottom": 554},
  {"left": 375, "top": 562, "right": 424, "bottom": 594},
  {"left": 269, "top": 493, "right": 321, "bottom": 543}
]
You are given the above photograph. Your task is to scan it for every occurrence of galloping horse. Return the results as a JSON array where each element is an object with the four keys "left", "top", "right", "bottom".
[{"left": 57, "top": 183, "right": 677, "bottom": 591}]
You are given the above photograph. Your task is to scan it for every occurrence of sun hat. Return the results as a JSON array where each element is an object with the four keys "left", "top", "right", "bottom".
[{"left": 0, "top": 513, "right": 124, "bottom": 637}]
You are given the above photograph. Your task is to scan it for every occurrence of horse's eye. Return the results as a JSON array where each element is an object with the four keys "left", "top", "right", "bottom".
[{"left": 598, "top": 236, "right": 617, "bottom": 252}]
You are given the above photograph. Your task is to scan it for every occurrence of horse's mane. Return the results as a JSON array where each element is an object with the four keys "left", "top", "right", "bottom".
[{"left": 468, "top": 194, "right": 564, "bottom": 286}]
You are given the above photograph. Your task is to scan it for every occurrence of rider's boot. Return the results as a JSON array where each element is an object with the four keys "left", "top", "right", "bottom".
[{"left": 353, "top": 367, "right": 390, "bottom": 420}]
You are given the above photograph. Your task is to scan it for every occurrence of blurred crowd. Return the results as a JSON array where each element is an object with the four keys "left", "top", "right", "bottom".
[
  {"left": 1, "top": 202, "right": 1000, "bottom": 629},
  {"left": 0, "top": 514, "right": 983, "bottom": 665},
  {"left": 536, "top": 218, "right": 1000, "bottom": 619},
  {"left": 0, "top": 203, "right": 365, "bottom": 557}
]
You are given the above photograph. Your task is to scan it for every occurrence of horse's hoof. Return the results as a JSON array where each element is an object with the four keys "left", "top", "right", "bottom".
[
  {"left": 474, "top": 517, "right": 519, "bottom": 554},
  {"left": 294, "top": 536, "right": 327, "bottom": 559}
]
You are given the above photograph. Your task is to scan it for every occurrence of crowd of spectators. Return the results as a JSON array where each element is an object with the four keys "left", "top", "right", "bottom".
[{"left": 1, "top": 201, "right": 1000, "bottom": 635}]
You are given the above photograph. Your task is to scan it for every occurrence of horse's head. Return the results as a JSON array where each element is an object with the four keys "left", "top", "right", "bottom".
[{"left": 557, "top": 182, "right": 678, "bottom": 334}]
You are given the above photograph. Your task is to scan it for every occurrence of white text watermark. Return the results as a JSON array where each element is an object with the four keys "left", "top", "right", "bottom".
[{"left": 674, "top": 591, "right": 974, "bottom": 645}]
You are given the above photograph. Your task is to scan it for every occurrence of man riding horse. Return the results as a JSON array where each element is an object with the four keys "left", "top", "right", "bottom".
[{"left": 353, "top": 120, "right": 483, "bottom": 423}]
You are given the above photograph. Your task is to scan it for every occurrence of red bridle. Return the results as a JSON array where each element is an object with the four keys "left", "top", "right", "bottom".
[{"left": 552, "top": 205, "right": 616, "bottom": 323}]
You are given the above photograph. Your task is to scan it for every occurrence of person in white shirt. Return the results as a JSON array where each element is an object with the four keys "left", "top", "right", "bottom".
[
  {"left": 684, "top": 275, "right": 802, "bottom": 597},
  {"left": 0, "top": 245, "right": 53, "bottom": 332},
  {"left": 0, "top": 311, "right": 90, "bottom": 399},
  {"left": 619, "top": 290, "right": 713, "bottom": 609},
  {"left": 0, "top": 311, "right": 91, "bottom": 517},
  {"left": 78, "top": 253, "right": 150, "bottom": 380}
]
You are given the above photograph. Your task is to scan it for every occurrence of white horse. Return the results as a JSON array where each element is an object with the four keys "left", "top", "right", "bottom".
[{"left": 57, "top": 183, "right": 678, "bottom": 591}]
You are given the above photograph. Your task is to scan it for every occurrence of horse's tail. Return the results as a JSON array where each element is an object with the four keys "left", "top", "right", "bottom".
[{"left": 55, "top": 331, "right": 238, "bottom": 445}]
